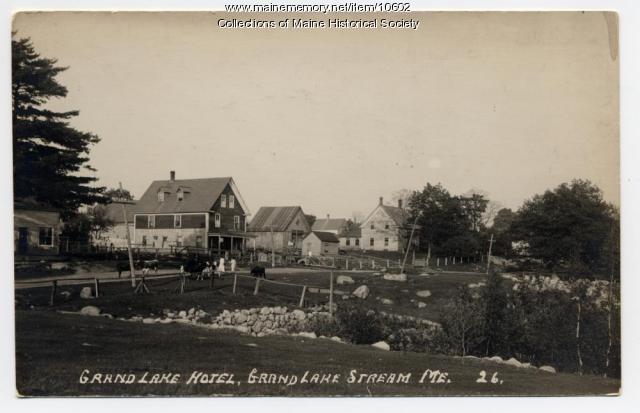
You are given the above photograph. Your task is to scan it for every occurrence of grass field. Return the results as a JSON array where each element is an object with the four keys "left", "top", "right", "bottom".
[
  {"left": 15, "top": 310, "right": 620, "bottom": 396},
  {"left": 15, "top": 269, "right": 488, "bottom": 322}
]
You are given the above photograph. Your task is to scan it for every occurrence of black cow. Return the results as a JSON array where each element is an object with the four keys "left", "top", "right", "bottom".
[
  {"left": 250, "top": 265, "right": 266, "bottom": 279},
  {"left": 184, "top": 258, "right": 207, "bottom": 278},
  {"left": 116, "top": 260, "right": 158, "bottom": 277}
]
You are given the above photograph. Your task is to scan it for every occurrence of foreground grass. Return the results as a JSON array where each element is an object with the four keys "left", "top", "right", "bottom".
[
  {"left": 15, "top": 311, "right": 619, "bottom": 397},
  {"left": 15, "top": 270, "right": 487, "bottom": 322}
]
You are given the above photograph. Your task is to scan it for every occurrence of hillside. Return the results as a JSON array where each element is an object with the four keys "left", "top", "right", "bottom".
[{"left": 15, "top": 311, "right": 619, "bottom": 396}]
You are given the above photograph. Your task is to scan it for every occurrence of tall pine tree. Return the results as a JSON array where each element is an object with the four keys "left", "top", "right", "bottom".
[{"left": 12, "top": 34, "right": 105, "bottom": 217}]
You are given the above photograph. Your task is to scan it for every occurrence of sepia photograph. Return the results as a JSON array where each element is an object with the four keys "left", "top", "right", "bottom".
[{"left": 9, "top": 7, "right": 626, "bottom": 399}]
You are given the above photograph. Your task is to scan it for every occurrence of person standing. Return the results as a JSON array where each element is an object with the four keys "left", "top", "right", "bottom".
[{"left": 230, "top": 257, "right": 237, "bottom": 273}]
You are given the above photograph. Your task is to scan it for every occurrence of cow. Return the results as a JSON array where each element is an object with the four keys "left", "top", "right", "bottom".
[
  {"left": 116, "top": 259, "right": 158, "bottom": 277},
  {"left": 250, "top": 265, "right": 266, "bottom": 279},
  {"left": 183, "top": 257, "right": 207, "bottom": 279}
]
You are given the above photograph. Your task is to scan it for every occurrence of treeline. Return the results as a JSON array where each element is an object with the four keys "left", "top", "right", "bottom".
[
  {"left": 436, "top": 271, "right": 620, "bottom": 378},
  {"left": 406, "top": 179, "right": 619, "bottom": 278}
]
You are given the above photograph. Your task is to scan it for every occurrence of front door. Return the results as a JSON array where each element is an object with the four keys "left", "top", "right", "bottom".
[{"left": 17, "top": 227, "right": 29, "bottom": 254}]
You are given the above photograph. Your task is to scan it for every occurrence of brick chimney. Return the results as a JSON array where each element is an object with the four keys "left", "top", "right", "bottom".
[
  {"left": 398, "top": 199, "right": 403, "bottom": 209},
  {"left": 170, "top": 170, "right": 175, "bottom": 181},
  {"left": 379, "top": 196, "right": 383, "bottom": 206}
]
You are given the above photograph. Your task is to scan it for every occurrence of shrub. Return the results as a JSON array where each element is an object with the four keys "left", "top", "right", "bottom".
[
  {"left": 307, "top": 314, "right": 342, "bottom": 338},
  {"left": 336, "top": 303, "right": 386, "bottom": 344}
]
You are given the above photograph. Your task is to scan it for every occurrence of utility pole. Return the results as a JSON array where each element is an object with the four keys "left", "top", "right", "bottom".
[
  {"left": 270, "top": 226, "right": 276, "bottom": 268},
  {"left": 115, "top": 182, "right": 137, "bottom": 287},
  {"left": 486, "top": 233, "right": 494, "bottom": 274},
  {"left": 400, "top": 211, "right": 421, "bottom": 275}
]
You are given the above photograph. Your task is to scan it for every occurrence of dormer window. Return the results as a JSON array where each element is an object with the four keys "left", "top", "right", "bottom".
[
  {"left": 177, "top": 189, "right": 184, "bottom": 201},
  {"left": 229, "top": 194, "right": 235, "bottom": 209},
  {"left": 221, "top": 194, "right": 227, "bottom": 208}
]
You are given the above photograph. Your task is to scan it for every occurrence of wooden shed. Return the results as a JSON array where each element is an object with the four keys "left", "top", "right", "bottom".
[{"left": 302, "top": 231, "right": 340, "bottom": 257}]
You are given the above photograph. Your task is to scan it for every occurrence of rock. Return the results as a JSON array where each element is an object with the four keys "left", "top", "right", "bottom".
[
  {"left": 178, "top": 310, "right": 187, "bottom": 318},
  {"left": 80, "top": 287, "right": 93, "bottom": 299},
  {"left": 488, "top": 356, "right": 504, "bottom": 363},
  {"left": 252, "top": 321, "right": 264, "bottom": 333},
  {"left": 336, "top": 275, "right": 355, "bottom": 285},
  {"left": 371, "top": 341, "right": 390, "bottom": 351},
  {"left": 539, "top": 365, "right": 556, "bottom": 374},
  {"left": 260, "top": 307, "right": 271, "bottom": 315},
  {"left": 235, "top": 326, "right": 250, "bottom": 334},
  {"left": 80, "top": 305, "right": 101, "bottom": 316},
  {"left": 416, "top": 290, "right": 431, "bottom": 298},
  {"left": 417, "top": 301, "right": 427, "bottom": 308},
  {"left": 381, "top": 298, "right": 394, "bottom": 305},
  {"left": 331, "top": 336, "right": 342, "bottom": 342},
  {"left": 235, "top": 313, "right": 248, "bottom": 324},
  {"left": 298, "top": 331, "right": 317, "bottom": 339},
  {"left": 504, "top": 357, "right": 523, "bottom": 368},
  {"left": 162, "top": 308, "right": 171, "bottom": 315},
  {"left": 352, "top": 285, "right": 370, "bottom": 299},
  {"left": 383, "top": 273, "right": 407, "bottom": 282},
  {"left": 292, "top": 309, "right": 306, "bottom": 321},
  {"left": 142, "top": 318, "right": 156, "bottom": 324}
]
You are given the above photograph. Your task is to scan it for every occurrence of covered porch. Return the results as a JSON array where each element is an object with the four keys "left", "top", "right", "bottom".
[{"left": 207, "top": 231, "right": 255, "bottom": 256}]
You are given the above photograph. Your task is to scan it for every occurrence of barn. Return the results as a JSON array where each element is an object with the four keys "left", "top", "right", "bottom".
[{"left": 247, "top": 206, "right": 311, "bottom": 253}]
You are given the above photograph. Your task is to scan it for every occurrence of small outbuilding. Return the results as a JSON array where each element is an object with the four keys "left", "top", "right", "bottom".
[{"left": 302, "top": 231, "right": 340, "bottom": 257}]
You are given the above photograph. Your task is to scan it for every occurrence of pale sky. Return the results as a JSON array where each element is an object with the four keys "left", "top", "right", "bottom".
[{"left": 13, "top": 11, "right": 619, "bottom": 219}]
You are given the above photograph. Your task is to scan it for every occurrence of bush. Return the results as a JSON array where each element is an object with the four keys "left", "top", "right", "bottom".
[
  {"left": 336, "top": 303, "right": 386, "bottom": 344},
  {"left": 307, "top": 314, "right": 342, "bottom": 338}
]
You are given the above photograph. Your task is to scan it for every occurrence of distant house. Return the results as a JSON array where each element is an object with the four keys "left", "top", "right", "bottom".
[
  {"left": 302, "top": 231, "right": 340, "bottom": 257},
  {"left": 247, "top": 206, "right": 310, "bottom": 252},
  {"left": 312, "top": 215, "right": 348, "bottom": 234},
  {"left": 92, "top": 201, "right": 137, "bottom": 248},
  {"left": 14, "top": 202, "right": 62, "bottom": 257},
  {"left": 133, "top": 171, "right": 251, "bottom": 254},
  {"left": 360, "top": 197, "right": 410, "bottom": 252},
  {"left": 338, "top": 225, "right": 362, "bottom": 251}
]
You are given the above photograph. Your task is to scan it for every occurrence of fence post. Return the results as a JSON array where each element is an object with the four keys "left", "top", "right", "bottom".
[
  {"left": 233, "top": 273, "right": 238, "bottom": 295},
  {"left": 210, "top": 272, "right": 215, "bottom": 289},
  {"left": 346, "top": 259, "right": 349, "bottom": 270},
  {"left": 332, "top": 256, "right": 335, "bottom": 267},
  {"left": 299, "top": 285, "right": 307, "bottom": 308},
  {"left": 437, "top": 257, "right": 439, "bottom": 267},
  {"left": 359, "top": 260, "right": 363, "bottom": 270},
  {"left": 49, "top": 280, "right": 57, "bottom": 306},
  {"left": 94, "top": 278, "right": 100, "bottom": 298},
  {"left": 253, "top": 278, "right": 260, "bottom": 295},
  {"left": 329, "top": 271, "right": 334, "bottom": 317},
  {"left": 371, "top": 259, "right": 375, "bottom": 269},
  {"left": 445, "top": 257, "right": 448, "bottom": 266}
]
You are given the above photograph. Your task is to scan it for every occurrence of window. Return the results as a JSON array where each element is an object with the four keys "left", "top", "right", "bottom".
[
  {"left": 370, "top": 238, "right": 374, "bottom": 246},
  {"left": 195, "top": 236, "right": 203, "bottom": 248},
  {"left": 162, "top": 236, "right": 168, "bottom": 247},
  {"left": 174, "top": 214, "right": 182, "bottom": 228},
  {"left": 158, "top": 191, "right": 165, "bottom": 202},
  {"left": 176, "top": 235, "right": 183, "bottom": 247},
  {"left": 221, "top": 194, "right": 227, "bottom": 208},
  {"left": 234, "top": 215, "right": 240, "bottom": 230},
  {"left": 229, "top": 195, "right": 235, "bottom": 208},
  {"left": 346, "top": 239, "right": 351, "bottom": 246},
  {"left": 385, "top": 223, "right": 390, "bottom": 230},
  {"left": 214, "top": 213, "right": 221, "bottom": 228},
  {"left": 141, "top": 235, "right": 147, "bottom": 246},
  {"left": 384, "top": 237, "right": 389, "bottom": 246},
  {"left": 38, "top": 227, "right": 53, "bottom": 246},
  {"left": 148, "top": 215, "right": 155, "bottom": 228},
  {"left": 355, "top": 239, "right": 360, "bottom": 246},
  {"left": 370, "top": 224, "right": 374, "bottom": 230},
  {"left": 177, "top": 189, "right": 184, "bottom": 201}
]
